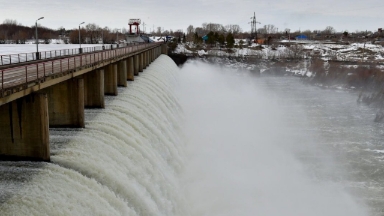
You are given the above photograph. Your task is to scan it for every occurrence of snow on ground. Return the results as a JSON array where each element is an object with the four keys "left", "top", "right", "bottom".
[
  {"left": 1, "top": 39, "right": 383, "bottom": 62},
  {"left": 174, "top": 41, "right": 384, "bottom": 62},
  {"left": 197, "top": 50, "right": 207, "bottom": 56},
  {"left": 174, "top": 44, "right": 193, "bottom": 54},
  {"left": 0, "top": 44, "right": 103, "bottom": 55},
  {"left": 149, "top": 36, "right": 166, "bottom": 42},
  {"left": 197, "top": 56, "right": 259, "bottom": 72}
]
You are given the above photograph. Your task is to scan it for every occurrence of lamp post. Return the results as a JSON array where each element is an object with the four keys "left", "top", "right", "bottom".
[
  {"left": 101, "top": 27, "right": 107, "bottom": 50},
  {"left": 79, "top": 22, "right": 85, "bottom": 53},
  {"left": 288, "top": 29, "right": 291, "bottom": 43},
  {"left": 101, "top": 28, "right": 104, "bottom": 45},
  {"left": 35, "top": 17, "right": 44, "bottom": 60},
  {"left": 116, "top": 29, "right": 120, "bottom": 44}
]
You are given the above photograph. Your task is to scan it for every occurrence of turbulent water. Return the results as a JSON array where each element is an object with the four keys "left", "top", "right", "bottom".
[
  {"left": 0, "top": 55, "right": 384, "bottom": 215},
  {"left": 0, "top": 55, "right": 185, "bottom": 216}
]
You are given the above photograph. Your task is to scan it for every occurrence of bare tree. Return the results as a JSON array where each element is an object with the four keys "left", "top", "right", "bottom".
[
  {"left": 264, "top": 24, "right": 277, "bottom": 34},
  {"left": 186, "top": 25, "right": 194, "bottom": 34},
  {"left": 225, "top": 24, "right": 242, "bottom": 35},
  {"left": 202, "top": 23, "right": 224, "bottom": 32},
  {"left": 2, "top": 19, "right": 18, "bottom": 25},
  {"left": 69, "top": 29, "right": 86, "bottom": 44},
  {"left": 85, "top": 23, "right": 100, "bottom": 44},
  {"left": 287, "top": 44, "right": 304, "bottom": 59},
  {"left": 323, "top": 26, "right": 336, "bottom": 35},
  {"left": 186, "top": 25, "right": 194, "bottom": 42},
  {"left": 156, "top": 27, "right": 161, "bottom": 35}
]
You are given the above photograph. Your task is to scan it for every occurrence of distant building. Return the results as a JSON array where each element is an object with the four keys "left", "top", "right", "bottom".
[
  {"left": 202, "top": 35, "right": 208, "bottom": 42},
  {"left": 295, "top": 35, "right": 308, "bottom": 40},
  {"left": 256, "top": 38, "right": 266, "bottom": 44}
]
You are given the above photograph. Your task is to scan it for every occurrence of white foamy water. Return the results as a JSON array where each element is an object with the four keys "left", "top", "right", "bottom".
[
  {"left": 0, "top": 55, "right": 186, "bottom": 216},
  {"left": 177, "top": 61, "right": 372, "bottom": 216},
  {"left": 0, "top": 55, "right": 382, "bottom": 215}
]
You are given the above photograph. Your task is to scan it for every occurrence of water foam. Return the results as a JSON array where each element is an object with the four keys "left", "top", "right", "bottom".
[
  {"left": 177, "top": 60, "right": 370, "bottom": 216},
  {"left": 0, "top": 55, "right": 185, "bottom": 216},
  {"left": 0, "top": 55, "right": 374, "bottom": 216}
]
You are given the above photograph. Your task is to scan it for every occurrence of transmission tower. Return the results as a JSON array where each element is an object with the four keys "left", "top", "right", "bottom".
[{"left": 249, "top": 12, "right": 261, "bottom": 41}]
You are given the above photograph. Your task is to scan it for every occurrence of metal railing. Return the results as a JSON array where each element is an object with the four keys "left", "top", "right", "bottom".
[
  {"left": 0, "top": 43, "right": 161, "bottom": 95},
  {"left": 0, "top": 43, "right": 135, "bottom": 66}
]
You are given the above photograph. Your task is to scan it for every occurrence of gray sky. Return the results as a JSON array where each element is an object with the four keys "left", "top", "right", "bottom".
[{"left": 0, "top": 0, "right": 383, "bottom": 33}]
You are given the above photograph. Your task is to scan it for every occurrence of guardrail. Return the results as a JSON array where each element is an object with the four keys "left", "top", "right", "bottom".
[
  {"left": 0, "top": 43, "right": 136, "bottom": 66},
  {"left": 0, "top": 43, "right": 160, "bottom": 95}
]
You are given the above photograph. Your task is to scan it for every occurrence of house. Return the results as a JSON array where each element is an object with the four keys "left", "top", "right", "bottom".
[
  {"left": 295, "top": 35, "right": 308, "bottom": 40},
  {"left": 256, "top": 38, "right": 265, "bottom": 44}
]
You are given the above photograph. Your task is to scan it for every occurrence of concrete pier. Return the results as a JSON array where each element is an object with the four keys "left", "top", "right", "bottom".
[
  {"left": 118, "top": 60, "right": 127, "bottom": 87},
  {"left": 0, "top": 93, "right": 50, "bottom": 161},
  {"left": 139, "top": 53, "right": 144, "bottom": 72},
  {"left": 134, "top": 54, "right": 139, "bottom": 76},
  {"left": 42, "top": 78, "right": 85, "bottom": 128},
  {"left": 143, "top": 52, "right": 146, "bottom": 69},
  {"left": 127, "top": 57, "right": 134, "bottom": 81},
  {"left": 84, "top": 69, "right": 105, "bottom": 108},
  {"left": 162, "top": 44, "right": 167, "bottom": 54},
  {"left": 104, "top": 63, "right": 118, "bottom": 95},
  {"left": 146, "top": 51, "right": 149, "bottom": 67}
]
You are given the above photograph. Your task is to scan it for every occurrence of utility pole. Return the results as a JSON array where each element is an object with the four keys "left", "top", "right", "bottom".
[
  {"left": 362, "top": 40, "right": 366, "bottom": 62},
  {"left": 142, "top": 22, "right": 146, "bottom": 34}
]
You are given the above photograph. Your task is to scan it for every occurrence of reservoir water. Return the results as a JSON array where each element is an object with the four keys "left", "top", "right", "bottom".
[{"left": 0, "top": 55, "right": 384, "bottom": 215}]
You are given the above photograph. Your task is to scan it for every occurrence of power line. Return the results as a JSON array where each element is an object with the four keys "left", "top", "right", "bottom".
[{"left": 249, "top": 12, "right": 261, "bottom": 40}]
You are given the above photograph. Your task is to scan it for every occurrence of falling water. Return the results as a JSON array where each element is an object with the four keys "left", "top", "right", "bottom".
[
  {"left": 0, "top": 55, "right": 186, "bottom": 216},
  {"left": 0, "top": 55, "right": 383, "bottom": 215}
]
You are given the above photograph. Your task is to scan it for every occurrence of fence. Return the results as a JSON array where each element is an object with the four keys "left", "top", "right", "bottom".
[
  {"left": 0, "top": 43, "right": 133, "bottom": 66},
  {"left": 0, "top": 43, "right": 160, "bottom": 94}
]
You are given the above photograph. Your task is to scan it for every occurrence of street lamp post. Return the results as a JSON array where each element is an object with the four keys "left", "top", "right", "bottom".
[
  {"left": 79, "top": 22, "right": 85, "bottom": 53},
  {"left": 288, "top": 29, "right": 291, "bottom": 43},
  {"left": 101, "top": 29, "right": 104, "bottom": 45},
  {"left": 116, "top": 29, "right": 121, "bottom": 48},
  {"left": 35, "top": 17, "right": 44, "bottom": 60},
  {"left": 101, "top": 27, "right": 107, "bottom": 50},
  {"left": 116, "top": 29, "right": 120, "bottom": 44}
]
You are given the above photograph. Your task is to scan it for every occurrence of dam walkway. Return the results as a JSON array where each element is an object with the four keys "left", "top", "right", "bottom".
[{"left": 0, "top": 42, "right": 168, "bottom": 161}]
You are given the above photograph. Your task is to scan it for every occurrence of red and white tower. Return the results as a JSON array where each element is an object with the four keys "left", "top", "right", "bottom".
[{"left": 128, "top": 19, "right": 141, "bottom": 35}]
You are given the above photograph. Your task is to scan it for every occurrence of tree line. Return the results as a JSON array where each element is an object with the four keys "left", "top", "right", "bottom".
[
  {"left": 1, "top": 18, "right": 380, "bottom": 45},
  {"left": 0, "top": 19, "right": 56, "bottom": 44},
  {"left": 0, "top": 19, "right": 127, "bottom": 44}
]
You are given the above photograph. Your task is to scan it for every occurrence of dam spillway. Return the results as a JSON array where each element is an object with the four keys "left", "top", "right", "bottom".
[{"left": 0, "top": 55, "right": 185, "bottom": 216}]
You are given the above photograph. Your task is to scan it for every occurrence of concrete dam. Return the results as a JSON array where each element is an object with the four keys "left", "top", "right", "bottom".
[
  {"left": 0, "top": 43, "right": 167, "bottom": 161},
  {"left": 0, "top": 45, "right": 378, "bottom": 215}
]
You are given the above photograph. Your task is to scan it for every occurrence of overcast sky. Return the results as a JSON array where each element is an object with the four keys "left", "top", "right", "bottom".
[{"left": 0, "top": 0, "right": 383, "bottom": 33}]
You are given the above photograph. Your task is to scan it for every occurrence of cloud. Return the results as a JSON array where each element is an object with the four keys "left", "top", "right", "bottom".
[{"left": 0, "top": 0, "right": 382, "bottom": 32}]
